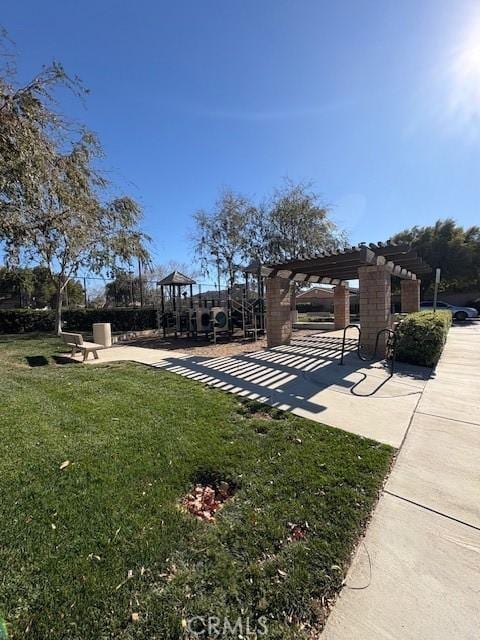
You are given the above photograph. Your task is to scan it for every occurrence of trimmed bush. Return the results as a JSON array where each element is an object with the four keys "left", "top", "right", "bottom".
[
  {"left": 0, "top": 309, "right": 55, "bottom": 333},
  {"left": 62, "top": 308, "right": 157, "bottom": 332},
  {"left": 395, "top": 310, "right": 452, "bottom": 367},
  {"left": 0, "top": 307, "right": 157, "bottom": 334},
  {"left": 297, "top": 302, "right": 333, "bottom": 313}
]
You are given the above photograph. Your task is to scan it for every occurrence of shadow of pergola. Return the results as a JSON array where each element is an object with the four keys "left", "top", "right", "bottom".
[{"left": 151, "top": 334, "right": 429, "bottom": 416}]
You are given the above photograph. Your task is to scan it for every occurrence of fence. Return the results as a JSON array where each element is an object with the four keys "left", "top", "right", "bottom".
[{"left": 0, "top": 275, "right": 227, "bottom": 312}]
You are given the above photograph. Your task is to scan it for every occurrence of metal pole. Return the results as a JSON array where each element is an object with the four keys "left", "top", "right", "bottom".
[
  {"left": 138, "top": 258, "right": 144, "bottom": 308},
  {"left": 217, "top": 258, "right": 221, "bottom": 296},
  {"left": 83, "top": 277, "right": 87, "bottom": 307},
  {"left": 161, "top": 285, "right": 166, "bottom": 338},
  {"left": 433, "top": 268, "right": 441, "bottom": 313}
]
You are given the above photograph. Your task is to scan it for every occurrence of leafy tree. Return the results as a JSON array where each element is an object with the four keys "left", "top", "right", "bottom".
[
  {"left": 252, "top": 179, "right": 346, "bottom": 263},
  {"left": 0, "top": 266, "right": 84, "bottom": 308},
  {"left": 104, "top": 261, "right": 198, "bottom": 308},
  {"left": 391, "top": 219, "right": 480, "bottom": 293},
  {"left": 28, "top": 266, "right": 56, "bottom": 308},
  {"left": 0, "top": 266, "right": 33, "bottom": 306},
  {"left": 192, "top": 188, "right": 253, "bottom": 288},
  {"left": 105, "top": 271, "right": 139, "bottom": 307},
  {"left": 0, "top": 34, "right": 149, "bottom": 332},
  {"left": 192, "top": 180, "right": 346, "bottom": 286},
  {"left": 0, "top": 32, "right": 86, "bottom": 233},
  {"left": 29, "top": 266, "right": 84, "bottom": 308}
]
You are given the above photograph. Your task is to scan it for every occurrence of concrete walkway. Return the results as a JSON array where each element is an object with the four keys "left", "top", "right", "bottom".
[
  {"left": 77, "top": 344, "right": 189, "bottom": 366},
  {"left": 150, "top": 330, "right": 429, "bottom": 447},
  {"left": 322, "top": 322, "right": 480, "bottom": 640},
  {"left": 78, "top": 329, "right": 429, "bottom": 447}
]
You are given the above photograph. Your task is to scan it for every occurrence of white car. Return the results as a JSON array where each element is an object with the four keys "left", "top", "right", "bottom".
[{"left": 420, "top": 300, "right": 479, "bottom": 321}]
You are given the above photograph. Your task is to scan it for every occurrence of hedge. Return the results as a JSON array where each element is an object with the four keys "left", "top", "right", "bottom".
[
  {"left": 296, "top": 302, "right": 333, "bottom": 313},
  {"left": 62, "top": 308, "right": 157, "bottom": 332},
  {"left": 0, "top": 309, "right": 55, "bottom": 333},
  {"left": 395, "top": 310, "right": 452, "bottom": 367},
  {"left": 0, "top": 308, "right": 158, "bottom": 334}
]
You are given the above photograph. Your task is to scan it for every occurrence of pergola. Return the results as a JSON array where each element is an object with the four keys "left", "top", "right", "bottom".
[{"left": 249, "top": 241, "right": 431, "bottom": 354}]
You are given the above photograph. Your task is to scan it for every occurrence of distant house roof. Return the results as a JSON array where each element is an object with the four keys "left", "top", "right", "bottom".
[
  {"left": 157, "top": 271, "right": 196, "bottom": 286},
  {"left": 297, "top": 286, "right": 334, "bottom": 300},
  {"left": 297, "top": 286, "right": 359, "bottom": 300}
]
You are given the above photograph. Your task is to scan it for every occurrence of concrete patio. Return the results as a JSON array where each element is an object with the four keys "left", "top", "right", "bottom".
[
  {"left": 151, "top": 330, "right": 429, "bottom": 447},
  {"left": 78, "top": 327, "right": 429, "bottom": 448}
]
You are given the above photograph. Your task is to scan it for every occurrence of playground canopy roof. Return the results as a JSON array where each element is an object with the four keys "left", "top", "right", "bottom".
[
  {"left": 157, "top": 271, "right": 197, "bottom": 286},
  {"left": 246, "top": 241, "right": 431, "bottom": 285}
]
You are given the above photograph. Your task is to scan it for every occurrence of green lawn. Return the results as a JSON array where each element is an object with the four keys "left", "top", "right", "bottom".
[{"left": 0, "top": 334, "right": 393, "bottom": 639}]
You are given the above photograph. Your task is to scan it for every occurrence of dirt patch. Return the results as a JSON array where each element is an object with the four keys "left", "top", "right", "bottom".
[
  {"left": 251, "top": 410, "right": 274, "bottom": 421},
  {"left": 182, "top": 482, "right": 234, "bottom": 522},
  {"left": 239, "top": 400, "right": 287, "bottom": 422},
  {"left": 182, "top": 469, "right": 238, "bottom": 522},
  {"left": 124, "top": 328, "right": 321, "bottom": 359},
  {"left": 254, "top": 424, "right": 269, "bottom": 435},
  {"left": 286, "top": 521, "right": 309, "bottom": 542}
]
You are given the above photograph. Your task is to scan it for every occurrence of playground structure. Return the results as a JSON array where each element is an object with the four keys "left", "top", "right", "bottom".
[
  {"left": 156, "top": 271, "right": 266, "bottom": 343},
  {"left": 153, "top": 241, "right": 430, "bottom": 357}
]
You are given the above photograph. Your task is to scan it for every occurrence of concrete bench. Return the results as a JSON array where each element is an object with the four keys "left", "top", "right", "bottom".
[{"left": 61, "top": 332, "right": 105, "bottom": 362}]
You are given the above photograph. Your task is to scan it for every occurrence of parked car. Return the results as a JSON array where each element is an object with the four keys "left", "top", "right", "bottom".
[{"left": 420, "top": 300, "right": 479, "bottom": 321}]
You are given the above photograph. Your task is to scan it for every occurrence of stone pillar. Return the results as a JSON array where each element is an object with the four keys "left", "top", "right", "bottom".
[
  {"left": 334, "top": 283, "right": 350, "bottom": 330},
  {"left": 358, "top": 265, "right": 392, "bottom": 356},
  {"left": 401, "top": 279, "right": 421, "bottom": 313},
  {"left": 266, "top": 277, "right": 293, "bottom": 347}
]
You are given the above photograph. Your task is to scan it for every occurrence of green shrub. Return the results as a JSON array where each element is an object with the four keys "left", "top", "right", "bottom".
[
  {"left": 395, "top": 310, "right": 452, "bottom": 367},
  {"left": 62, "top": 308, "right": 157, "bottom": 332},
  {"left": 0, "top": 309, "right": 55, "bottom": 333},
  {"left": 0, "top": 307, "right": 157, "bottom": 334}
]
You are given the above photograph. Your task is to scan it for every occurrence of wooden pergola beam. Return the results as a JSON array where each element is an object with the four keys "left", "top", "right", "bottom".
[{"left": 249, "top": 243, "right": 430, "bottom": 282}]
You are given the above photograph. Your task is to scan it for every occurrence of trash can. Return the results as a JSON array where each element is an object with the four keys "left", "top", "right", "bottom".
[{"left": 93, "top": 323, "right": 112, "bottom": 348}]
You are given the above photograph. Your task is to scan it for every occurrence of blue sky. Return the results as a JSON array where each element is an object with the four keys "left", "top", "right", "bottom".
[{"left": 4, "top": 0, "right": 480, "bottom": 271}]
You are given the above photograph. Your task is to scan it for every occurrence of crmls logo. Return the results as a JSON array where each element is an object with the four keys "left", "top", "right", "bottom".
[{"left": 183, "top": 615, "right": 268, "bottom": 637}]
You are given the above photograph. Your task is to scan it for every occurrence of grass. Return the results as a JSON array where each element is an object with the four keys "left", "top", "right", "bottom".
[{"left": 0, "top": 334, "right": 393, "bottom": 639}]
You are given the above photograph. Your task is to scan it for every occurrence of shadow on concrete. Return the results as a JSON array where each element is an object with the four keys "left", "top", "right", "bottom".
[
  {"left": 152, "top": 334, "right": 431, "bottom": 418},
  {"left": 450, "top": 318, "right": 480, "bottom": 331}
]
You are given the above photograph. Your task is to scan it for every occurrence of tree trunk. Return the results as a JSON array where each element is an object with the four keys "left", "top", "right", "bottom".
[{"left": 54, "top": 282, "right": 63, "bottom": 335}]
